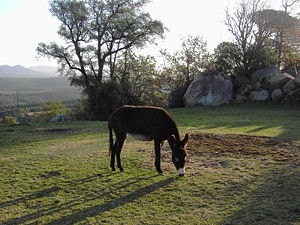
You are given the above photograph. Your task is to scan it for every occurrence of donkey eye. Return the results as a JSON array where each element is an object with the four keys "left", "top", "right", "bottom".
[{"left": 174, "top": 157, "right": 179, "bottom": 162}]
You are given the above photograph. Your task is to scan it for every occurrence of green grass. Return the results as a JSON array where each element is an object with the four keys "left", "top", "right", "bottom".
[
  {"left": 0, "top": 105, "right": 300, "bottom": 224},
  {"left": 171, "top": 104, "right": 300, "bottom": 141}
]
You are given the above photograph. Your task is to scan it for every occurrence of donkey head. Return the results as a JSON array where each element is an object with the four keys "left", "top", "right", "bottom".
[{"left": 169, "top": 133, "right": 189, "bottom": 176}]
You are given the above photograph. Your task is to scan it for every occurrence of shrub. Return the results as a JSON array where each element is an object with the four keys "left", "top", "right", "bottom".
[
  {"left": 1, "top": 116, "right": 17, "bottom": 124},
  {"left": 41, "top": 101, "right": 70, "bottom": 121},
  {"left": 168, "top": 85, "right": 189, "bottom": 108},
  {"left": 87, "top": 81, "right": 123, "bottom": 121}
]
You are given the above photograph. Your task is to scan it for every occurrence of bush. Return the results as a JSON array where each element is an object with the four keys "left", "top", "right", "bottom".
[
  {"left": 1, "top": 116, "right": 16, "bottom": 124},
  {"left": 40, "top": 101, "right": 70, "bottom": 121},
  {"left": 78, "top": 81, "right": 147, "bottom": 121},
  {"left": 168, "top": 85, "right": 189, "bottom": 108},
  {"left": 87, "top": 81, "right": 123, "bottom": 121},
  {"left": 71, "top": 99, "right": 90, "bottom": 121}
]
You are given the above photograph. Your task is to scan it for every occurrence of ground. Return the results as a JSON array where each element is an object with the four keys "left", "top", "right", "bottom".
[
  {"left": 1, "top": 105, "right": 300, "bottom": 224},
  {"left": 141, "top": 133, "right": 300, "bottom": 174}
]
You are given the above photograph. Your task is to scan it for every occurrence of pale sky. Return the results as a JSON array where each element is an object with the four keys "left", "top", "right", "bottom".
[{"left": 0, "top": 0, "right": 284, "bottom": 68}]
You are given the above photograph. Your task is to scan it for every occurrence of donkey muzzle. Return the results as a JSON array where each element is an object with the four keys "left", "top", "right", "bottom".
[{"left": 178, "top": 168, "right": 185, "bottom": 176}]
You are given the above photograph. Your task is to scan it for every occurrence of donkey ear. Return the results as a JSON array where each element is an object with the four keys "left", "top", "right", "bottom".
[
  {"left": 168, "top": 135, "right": 176, "bottom": 148},
  {"left": 181, "top": 133, "right": 189, "bottom": 147}
]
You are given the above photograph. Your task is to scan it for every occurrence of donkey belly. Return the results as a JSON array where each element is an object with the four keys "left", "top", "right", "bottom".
[{"left": 129, "top": 133, "right": 153, "bottom": 141}]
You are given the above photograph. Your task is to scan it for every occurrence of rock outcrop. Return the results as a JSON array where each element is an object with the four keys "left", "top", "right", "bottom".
[
  {"left": 234, "top": 65, "right": 300, "bottom": 104},
  {"left": 250, "top": 90, "right": 269, "bottom": 102},
  {"left": 183, "top": 65, "right": 300, "bottom": 107},
  {"left": 184, "top": 72, "right": 233, "bottom": 107}
]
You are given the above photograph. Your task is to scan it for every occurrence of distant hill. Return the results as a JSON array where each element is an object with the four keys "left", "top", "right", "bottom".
[
  {"left": 29, "top": 66, "right": 59, "bottom": 75},
  {"left": 0, "top": 77, "right": 76, "bottom": 93},
  {"left": 0, "top": 65, "right": 58, "bottom": 78},
  {"left": 0, "top": 77, "right": 81, "bottom": 107}
]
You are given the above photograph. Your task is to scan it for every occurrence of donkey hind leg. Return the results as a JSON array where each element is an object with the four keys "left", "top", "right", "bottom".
[
  {"left": 110, "top": 134, "right": 126, "bottom": 172},
  {"left": 114, "top": 134, "right": 126, "bottom": 172},
  {"left": 110, "top": 145, "right": 116, "bottom": 171},
  {"left": 154, "top": 140, "right": 163, "bottom": 174}
]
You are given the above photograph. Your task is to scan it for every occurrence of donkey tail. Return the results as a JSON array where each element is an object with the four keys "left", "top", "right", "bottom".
[{"left": 108, "top": 123, "right": 114, "bottom": 156}]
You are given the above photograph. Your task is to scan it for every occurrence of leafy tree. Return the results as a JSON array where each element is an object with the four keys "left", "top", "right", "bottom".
[
  {"left": 160, "top": 35, "right": 212, "bottom": 108},
  {"left": 225, "top": 0, "right": 264, "bottom": 71},
  {"left": 225, "top": 0, "right": 266, "bottom": 59},
  {"left": 161, "top": 35, "right": 212, "bottom": 90},
  {"left": 224, "top": 0, "right": 281, "bottom": 76},
  {"left": 226, "top": 0, "right": 300, "bottom": 72},
  {"left": 274, "top": 0, "right": 300, "bottom": 67},
  {"left": 114, "top": 51, "right": 167, "bottom": 106},
  {"left": 213, "top": 42, "right": 243, "bottom": 75},
  {"left": 255, "top": 8, "right": 300, "bottom": 67},
  {"left": 37, "top": 0, "right": 165, "bottom": 119}
]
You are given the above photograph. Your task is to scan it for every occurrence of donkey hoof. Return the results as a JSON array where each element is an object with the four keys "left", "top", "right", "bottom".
[
  {"left": 111, "top": 167, "right": 116, "bottom": 172},
  {"left": 119, "top": 168, "right": 124, "bottom": 172}
]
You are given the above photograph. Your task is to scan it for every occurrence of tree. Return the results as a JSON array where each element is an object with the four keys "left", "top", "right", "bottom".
[
  {"left": 213, "top": 42, "right": 243, "bottom": 75},
  {"left": 281, "top": 0, "right": 300, "bottom": 14},
  {"left": 255, "top": 8, "right": 300, "bottom": 67},
  {"left": 161, "top": 35, "right": 211, "bottom": 90},
  {"left": 159, "top": 35, "right": 212, "bottom": 108},
  {"left": 276, "top": 0, "right": 300, "bottom": 67},
  {"left": 225, "top": 0, "right": 274, "bottom": 76},
  {"left": 37, "top": 0, "right": 164, "bottom": 119},
  {"left": 114, "top": 51, "right": 167, "bottom": 106}
]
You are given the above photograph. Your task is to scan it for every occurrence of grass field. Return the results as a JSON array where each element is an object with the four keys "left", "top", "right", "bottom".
[{"left": 0, "top": 105, "right": 300, "bottom": 224}]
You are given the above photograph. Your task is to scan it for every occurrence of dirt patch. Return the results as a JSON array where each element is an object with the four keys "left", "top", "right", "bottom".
[
  {"left": 141, "top": 133, "right": 300, "bottom": 174},
  {"left": 188, "top": 133, "right": 300, "bottom": 163}
]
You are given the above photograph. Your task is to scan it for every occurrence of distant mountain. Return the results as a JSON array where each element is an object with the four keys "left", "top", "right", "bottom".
[
  {"left": 29, "top": 66, "right": 59, "bottom": 75},
  {"left": 0, "top": 65, "right": 58, "bottom": 78},
  {"left": 0, "top": 77, "right": 81, "bottom": 106},
  {"left": 0, "top": 77, "right": 76, "bottom": 94}
]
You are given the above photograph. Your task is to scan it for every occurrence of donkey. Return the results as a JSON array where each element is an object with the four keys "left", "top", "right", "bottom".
[{"left": 108, "top": 105, "right": 189, "bottom": 176}]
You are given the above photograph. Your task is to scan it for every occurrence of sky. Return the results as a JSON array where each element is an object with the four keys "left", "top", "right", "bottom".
[{"left": 0, "top": 0, "right": 284, "bottom": 68}]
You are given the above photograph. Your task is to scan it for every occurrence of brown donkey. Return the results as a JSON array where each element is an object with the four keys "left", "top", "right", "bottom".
[{"left": 108, "top": 105, "right": 189, "bottom": 176}]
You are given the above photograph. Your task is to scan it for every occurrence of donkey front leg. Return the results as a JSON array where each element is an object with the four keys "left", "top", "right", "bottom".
[{"left": 154, "top": 140, "right": 163, "bottom": 174}]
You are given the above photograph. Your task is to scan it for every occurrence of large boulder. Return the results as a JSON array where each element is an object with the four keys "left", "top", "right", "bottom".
[
  {"left": 184, "top": 72, "right": 233, "bottom": 107},
  {"left": 269, "top": 72, "right": 294, "bottom": 89},
  {"left": 294, "top": 75, "right": 300, "bottom": 87},
  {"left": 271, "top": 89, "right": 284, "bottom": 101},
  {"left": 284, "top": 88, "right": 300, "bottom": 103},
  {"left": 235, "top": 94, "right": 249, "bottom": 103},
  {"left": 283, "top": 80, "right": 296, "bottom": 94},
  {"left": 250, "top": 90, "right": 270, "bottom": 102},
  {"left": 49, "top": 114, "right": 75, "bottom": 122},
  {"left": 283, "top": 65, "right": 297, "bottom": 77},
  {"left": 234, "top": 74, "right": 253, "bottom": 95},
  {"left": 251, "top": 66, "right": 293, "bottom": 90},
  {"left": 251, "top": 65, "right": 281, "bottom": 89}
]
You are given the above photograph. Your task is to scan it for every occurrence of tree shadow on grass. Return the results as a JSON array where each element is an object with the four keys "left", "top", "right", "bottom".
[
  {"left": 192, "top": 121, "right": 299, "bottom": 142},
  {"left": 177, "top": 105, "right": 300, "bottom": 142},
  {"left": 46, "top": 177, "right": 176, "bottom": 225},
  {"left": 0, "top": 172, "right": 113, "bottom": 210},
  {"left": 2, "top": 172, "right": 176, "bottom": 225},
  {"left": 222, "top": 165, "right": 300, "bottom": 225}
]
